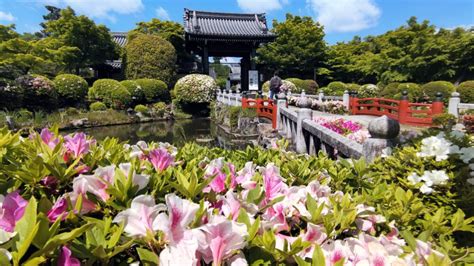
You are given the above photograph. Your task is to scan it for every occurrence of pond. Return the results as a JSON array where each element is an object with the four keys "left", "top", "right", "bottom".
[{"left": 64, "top": 118, "right": 215, "bottom": 146}]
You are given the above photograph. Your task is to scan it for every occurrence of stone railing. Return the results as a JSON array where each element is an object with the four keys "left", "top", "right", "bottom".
[
  {"left": 216, "top": 91, "right": 242, "bottom": 106},
  {"left": 448, "top": 92, "right": 474, "bottom": 118},
  {"left": 276, "top": 98, "right": 399, "bottom": 161},
  {"left": 288, "top": 91, "right": 350, "bottom": 109}
]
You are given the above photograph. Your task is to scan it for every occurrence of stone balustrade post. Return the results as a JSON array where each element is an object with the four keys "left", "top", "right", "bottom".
[
  {"left": 318, "top": 91, "right": 324, "bottom": 102},
  {"left": 296, "top": 108, "right": 312, "bottom": 153},
  {"left": 362, "top": 115, "right": 400, "bottom": 162},
  {"left": 448, "top": 92, "right": 460, "bottom": 118},
  {"left": 276, "top": 99, "right": 286, "bottom": 131},
  {"left": 343, "top": 90, "right": 350, "bottom": 110}
]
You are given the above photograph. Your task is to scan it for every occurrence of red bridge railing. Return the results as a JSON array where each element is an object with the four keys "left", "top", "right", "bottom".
[
  {"left": 242, "top": 98, "right": 277, "bottom": 129},
  {"left": 349, "top": 92, "right": 444, "bottom": 126}
]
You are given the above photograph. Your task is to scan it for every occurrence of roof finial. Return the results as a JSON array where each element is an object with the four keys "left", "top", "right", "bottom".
[{"left": 193, "top": 10, "right": 200, "bottom": 32}]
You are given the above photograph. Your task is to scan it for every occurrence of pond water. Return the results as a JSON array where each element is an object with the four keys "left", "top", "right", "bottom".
[{"left": 64, "top": 118, "right": 215, "bottom": 146}]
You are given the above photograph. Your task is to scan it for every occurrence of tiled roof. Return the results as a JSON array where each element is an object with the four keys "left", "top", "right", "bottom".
[
  {"left": 111, "top": 32, "right": 127, "bottom": 47},
  {"left": 184, "top": 9, "right": 275, "bottom": 41},
  {"left": 105, "top": 60, "right": 122, "bottom": 69}
]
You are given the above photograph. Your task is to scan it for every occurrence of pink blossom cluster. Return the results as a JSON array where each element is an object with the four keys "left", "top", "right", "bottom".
[{"left": 313, "top": 117, "right": 370, "bottom": 143}]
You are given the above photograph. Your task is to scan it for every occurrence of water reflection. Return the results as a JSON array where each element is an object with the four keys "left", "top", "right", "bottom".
[{"left": 64, "top": 118, "right": 214, "bottom": 146}]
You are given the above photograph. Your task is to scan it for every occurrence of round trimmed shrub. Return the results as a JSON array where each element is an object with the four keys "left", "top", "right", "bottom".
[
  {"left": 395, "top": 83, "right": 422, "bottom": 101},
  {"left": 280, "top": 80, "right": 297, "bottom": 93},
  {"left": 125, "top": 33, "right": 177, "bottom": 84},
  {"left": 346, "top": 83, "right": 360, "bottom": 92},
  {"left": 262, "top": 81, "right": 270, "bottom": 93},
  {"left": 89, "top": 102, "right": 107, "bottom": 111},
  {"left": 303, "top": 79, "right": 318, "bottom": 94},
  {"left": 327, "top": 81, "right": 347, "bottom": 96},
  {"left": 16, "top": 75, "right": 58, "bottom": 111},
  {"left": 121, "top": 80, "right": 145, "bottom": 104},
  {"left": 457, "top": 81, "right": 474, "bottom": 103},
  {"left": 134, "top": 104, "right": 149, "bottom": 114},
  {"left": 421, "top": 81, "right": 455, "bottom": 102},
  {"left": 216, "top": 78, "right": 227, "bottom": 89},
  {"left": 285, "top": 78, "right": 305, "bottom": 93},
  {"left": 53, "top": 74, "right": 88, "bottom": 105},
  {"left": 153, "top": 102, "right": 167, "bottom": 116},
  {"left": 135, "top": 79, "right": 169, "bottom": 103},
  {"left": 379, "top": 82, "right": 400, "bottom": 99},
  {"left": 89, "top": 79, "right": 131, "bottom": 109},
  {"left": 174, "top": 74, "right": 217, "bottom": 104},
  {"left": 358, "top": 84, "right": 380, "bottom": 98}
]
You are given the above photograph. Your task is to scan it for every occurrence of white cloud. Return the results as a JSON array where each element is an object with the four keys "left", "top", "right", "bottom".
[
  {"left": 39, "top": 0, "right": 144, "bottom": 21},
  {"left": 156, "top": 7, "right": 170, "bottom": 20},
  {"left": 0, "top": 11, "right": 16, "bottom": 22},
  {"left": 307, "top": 0, "right": 381, "bottom": 32},
  {"left": 237, "top": 0, "right": 287, "bottom": 13}
]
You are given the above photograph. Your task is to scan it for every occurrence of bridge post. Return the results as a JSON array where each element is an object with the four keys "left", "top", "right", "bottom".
[
  {"left": 431, "top": 92, "right": 444, "bottom": 116},
  {"left": 363, "top": 115, "right": 400, "bottom": 162},
  {"left": 296, "top": 108, "right": 312, "bottom": 153},
  {"left": 448, "top": 92, "right": 460, "bottom": 118},
  {"left": 276, "top": 99, "right": 286, "bottom": 131},
  {"left": 398, "top": 91, "right": 409, "bottom": 124},
  {"left": 318, "top": 91, "right": 324, "bottom": 102},
  {"left": 343, "top": 90, "right": 350, "bottom": 110},
  {"left": 350, "top": 91, "right": 359, "bottom": 115}
]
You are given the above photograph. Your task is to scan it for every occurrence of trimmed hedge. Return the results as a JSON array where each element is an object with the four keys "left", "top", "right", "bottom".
[
  {"left": 396, "top": 83, "right": 422, "bottom": 101},
  {"left": 284, "top": 78, "right": 318, "bottom": 94},
  {"left": 53, "top": 74, "right": 88, "bottom": 105},
  {"left": 89, "top": 102, "right": 107, "bottom": 111},
  {"left": 379, "top": 82, "right": 400, "bottom": 99},
  {"left": 125, "top": 33, "right": 177, "bottom": 84},
  {"left": 457, "top": 80, "right": 474, "bottom": 103},
  {"left": 16, "top": 75, "right": 58, "bottom": 111},
  {"left": 357, "top": 84, "right": 380, "bottom": 98},
  {"left": 327, "top": 81, "right": 347, "bottom": 96},
  {"left": 89, "top": 79, "right": 132, "bottom": 109},
  {"left": 135, "top": 79, "right": 169, "bottom": 103},
  {"left": 121, "top": 80, "right": 145, "bottom": 104},
  {"left": 421, "top": 81, "right": 455, "bottom": 102},
  {"left": 134, "top": 104, "right": 149, "bottom": 114},
  {"left": 174, "top": 74, "right": 217, "bottom": 104}
]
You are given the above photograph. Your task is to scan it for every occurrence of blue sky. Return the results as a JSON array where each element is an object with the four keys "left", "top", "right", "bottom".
[{"left": 0, "top": 0, "right": 472, "bottom": 44}]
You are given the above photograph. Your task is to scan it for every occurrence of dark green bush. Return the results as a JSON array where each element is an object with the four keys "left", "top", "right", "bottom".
[
  {"left": 53, "top": 74, "right": 88, "bottom": 106},
  {"left": 89, "top": 102, "right": 107, "bottom": 111},
  {"left": 303, "top": 79, "right": 318, "bottom": 94},
  {"left": 346, "top": 83, "right": 360, "bottom": 92},
  {"left": 135, "top": 79, "right": 169, "bottom": 103},
  {"left": 134, "top": 104, "right": 149, "bottom": 114},
  {"left": 327, "top": 81, "right": 347, "bottom": 96},
  {"left": 0, "top": 82, "right": 23, "bottom": 110},
  {"left": 89, "top": 79, "right": 131, "bottom": 109},
  {"left": 285, "top": 78, "right": 305, "bottom": 93},
  {"left": 457, "top": 80, "right": 474, "bottom": 103},
  {"left": 121, "top": 80, "right": 145, "bottom": 104},
  {"left": 15, "top": 75, "right": 58, "bottom": 111},
  {"left": 421, "top": 81, "right": 455, "bottom": 102},
  {"left": 65, "top": 107, "right": 80, "bottom": 116},
  {"left": 125, "top": 33, "right": 177, "bottom": 84},
  {"left": 379, "top": 82, "right": 400, "bottom": 99},
  {"left": 395, "top": 83, "right": 422, "bottom": 101},
  {"left": 216, "top": 78, "right": 227, "bottom": 89}
]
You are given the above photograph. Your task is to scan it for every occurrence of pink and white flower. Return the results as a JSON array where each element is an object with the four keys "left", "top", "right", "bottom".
[
  {"left": 58, "top": 246, "right": 80, "bottom": 266},
  {"left": 0, "top": 191, "right": 28, "bottom": 233}
]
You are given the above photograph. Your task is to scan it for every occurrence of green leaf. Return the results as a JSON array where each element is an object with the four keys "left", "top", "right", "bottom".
[
  {"left": 23, "top": 257, "right": 47, "bottom": 266},
  {"left": 248, "top": 217, "right": 261, "bottom": 241},
  {"left": 312, "top": 244, "right": 325, "bottom": 266},
  {"left": 137, "top": 248, "right": 159, "bottom": 265},
  {"left": 13, "top": 197, "right": 38, "bottom": 262}
]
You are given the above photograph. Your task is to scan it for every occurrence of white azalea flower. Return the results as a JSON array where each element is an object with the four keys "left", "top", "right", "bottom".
[
  {"left": 459, "top": 147, "right": 474, "bottom": 164},
  {"left": 417, "top": 136, "right": 453, "bottom": 161},
  {"left": 419, "top": 184, "right": 433, "bottom": 194},
  {"left": 421, "top": 170, "right": 449, "bottom": 186},
  {"left": 407, "top": 173, "right": 422, "bottom": 185}
]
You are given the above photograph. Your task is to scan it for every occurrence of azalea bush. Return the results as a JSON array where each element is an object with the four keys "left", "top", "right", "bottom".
[
  {"left": 0, "top": 126, "right": 472, "bottom": 265},
  {"left": 174, "top": 74, "right": 217, "bottom": 104},
  {"left": 313, "top": 117, "right": 370, "bottom": 144},
  {"left": 288, "top": 96, "right": 348, "bottom": 115}
]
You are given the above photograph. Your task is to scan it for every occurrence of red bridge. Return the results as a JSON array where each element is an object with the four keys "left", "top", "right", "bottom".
[{"left": 242, "top": 98, "right": 277, "bottom": 129}]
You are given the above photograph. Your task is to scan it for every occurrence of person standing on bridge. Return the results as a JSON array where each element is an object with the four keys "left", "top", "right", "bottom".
[{"left": 269, "top": 71, "right": 282, "bottom": 100}]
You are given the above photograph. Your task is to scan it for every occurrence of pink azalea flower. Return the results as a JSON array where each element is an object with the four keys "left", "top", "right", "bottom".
[
  {"left": 156, "top": 194, "right": 199, "bottom": 244},
  {"left": 219, "top": 191, "right": 241, "bottom": 221},
  {"left": 73, "top": 174, "right": 109, "bottom": 202},
  {"left": 40, "top": 128, "right": 59, "bottom": 149},
  {"left": 74, "top": 164, "right": 90, "bottom": 174},
  {"left": 148, "top": 148, "right": 174, "bottom": 172},
  {"left": 0, "top": 191, "right": 28, "bottom": 232},
  {"left": 113, "top": 195, "right": 163, "bottom": 237},
  {"left": 355, "top": 205, "right": 386, "bottom": 234},
  {"left": 235, "top": 162, "right": 257, "bottom": 190},
  {"left": 64, "top": 133, "right": 93, "bottom": 158},
  {"left": 47, "top": 197, "right": 68, "bottom": 222},
  {"left": 415, "top": 239, "right": 445, "bottom": 262},
  {"left": 321, "top": 240, "right": 348, "bottom": 265},
  {"left": 159, "top": 236, "right": 199, "bottom": 266},
  {"left": 262, "top": 164, "right": 287, "bottom": 204},
  {"left": 195, "top": 219, "right": 248, "bottom": 266},
  {"left": 203, "top": 158, "right": 227, "bottom": 193},
  {"left": 58, "top": 246, "right": 80, "bottom": 266}
]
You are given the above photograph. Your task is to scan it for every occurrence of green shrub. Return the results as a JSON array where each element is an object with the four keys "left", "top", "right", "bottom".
[
  {"left": 262, "top": 81, "right": 270, "bottom": 93},
  {"left": 53, "top": 74, "right": 88, "bottom": 105},
  {"left": 120, "top": 80, "right": 145, "bottom": 104},
  {"left": 134, "top": 104, "right": 149, "bottom": 114},
  {"left": 358, "top": 84, "right": 380, "bottom": 98},
  {"left": 395, "top": 83, "right": 422, "bottom": 101},
  {"left": 285, "top": 78, "right": 305, "bottom": 93},
  {"left": 0, "top": 82, "right": 23, "bottom": 110},
  {"left": 457, "top": 80, "right": 474, "bottom": 103},
  {"left": 65, "top": 107, "right": 80, "bottom": 116},
  {"left": 125, "top": 33, "right": 177, "bottom": 84},
  {"left": 421, "top": 81, "right": 455, "bottom": 102},
  {"left": 174, "top": 74, "right": 217, "bottom": 104},
  {"left": 327, "top": 81, "right": 347, "bottom": 96},
  {"left": 89, "top": 79, "right": 131, "bottom": 109},
  {"left": 216, "top": 78, "right": 227, "bottom": 89},
  {"left": 153, "top": 102, "right": 167, "bottom": 116},
  {"left": 303, "top": 79, "right": 318, "bottom": 94},
  {"left": 346, "top": 83, "right": 360, "bottom": 92},
  {"left": 15, "top": 75, "right": 58, "bottom": 111},
  {"left": 135, "top": 79, "right": 169, "bottom": 103},
  {"left": 89, "top": 102, "right": 107, "bottom": 111},
  {"left": 379, "top": 82, "right": 400, "bottom": 99}
]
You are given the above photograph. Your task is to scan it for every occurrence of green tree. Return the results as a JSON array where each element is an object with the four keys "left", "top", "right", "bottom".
[
  {"left": 0, "top": 24, "right": 19, "bottom": 42},
  {"left": 257, "top": 14, "right": 328, "bottom": 79},
  {"left": 44, "top": 7, "right": 119, "bottom": 73}
]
